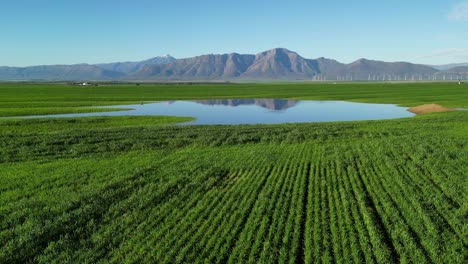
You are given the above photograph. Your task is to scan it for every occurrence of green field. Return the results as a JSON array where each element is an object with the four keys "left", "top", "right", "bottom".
[
  {"left": 0, "top": 82, "right": 467, "bottom": 263},
  {"left": 1, "top": 82, "right": 467, "bottom": 116}
]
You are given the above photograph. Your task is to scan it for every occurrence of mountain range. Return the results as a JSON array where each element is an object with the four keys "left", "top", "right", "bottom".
[
  {"left": 1, "top": 48, "right": 467, "bottom": 81},
  {"left": 95, "top": 55, "right": 176, "bottom": 74}
]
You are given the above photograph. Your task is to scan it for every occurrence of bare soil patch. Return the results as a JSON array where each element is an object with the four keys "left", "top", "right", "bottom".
[{"left": 408, "top": 104, "right": 454, "bottom": 114}]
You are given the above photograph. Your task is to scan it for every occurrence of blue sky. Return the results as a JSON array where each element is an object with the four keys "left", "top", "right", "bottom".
[{"left": 1, "top": 0, "right": 467, "bottom": 66}]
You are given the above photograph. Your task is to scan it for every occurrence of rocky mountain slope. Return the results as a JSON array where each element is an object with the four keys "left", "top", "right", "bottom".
[{"left": 0, "top": 48, "right": 465, "bottom": 81}]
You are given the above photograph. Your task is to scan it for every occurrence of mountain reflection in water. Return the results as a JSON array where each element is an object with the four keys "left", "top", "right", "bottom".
[
  {"left": 190, "top": 99, "right": 298, "bottom": 111},
  {"left": 17, "top": 99, "right": 415, "bottom": 125}
]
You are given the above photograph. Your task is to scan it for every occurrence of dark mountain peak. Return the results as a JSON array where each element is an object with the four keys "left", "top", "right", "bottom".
[
  {"left": 243, "top": 48, "right": 318, "bottom": 79},
  {"left": 267, "top": 47, "right": 293, "bottom": 53},
  {"left": 315, "top": 57, "right": 341, "bottom": 63},
  {"left": 257, "top": 48, "right": 298, "bottom": 57},
  {"left": 347, "top": 58, "right": 384, "bottom": 71},
  {"left": 227, "top": 52, "right": 248, "bottom": 58},
  {"left": 145, "top": 55, "right": 175, "bottom": 63},
  {"left": 351, "top": 58, "right": 373, "bottom": 64}
]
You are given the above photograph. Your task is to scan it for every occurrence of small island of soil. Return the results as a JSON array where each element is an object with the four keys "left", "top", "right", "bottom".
[{"left": 408, "top": 104, "right": 454, "bottom": 114}]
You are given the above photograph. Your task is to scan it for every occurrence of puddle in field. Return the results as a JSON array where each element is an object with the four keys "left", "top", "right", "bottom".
[{"left": 20, "top": 99, "right": 416, "bottom": 125}]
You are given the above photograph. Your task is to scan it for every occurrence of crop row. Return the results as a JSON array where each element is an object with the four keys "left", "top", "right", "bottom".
[{"left": 1, "top": 113, "right": 466, "bottom": 263}]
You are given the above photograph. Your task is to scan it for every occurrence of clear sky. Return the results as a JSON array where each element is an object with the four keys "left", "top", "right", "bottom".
[{"left": 1, "top": 0, "right": 467, "bottom": 66}]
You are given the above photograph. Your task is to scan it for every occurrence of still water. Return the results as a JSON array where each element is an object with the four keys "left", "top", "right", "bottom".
[{"left": 24, "top": 99, "right": 415, "bottom": 125}]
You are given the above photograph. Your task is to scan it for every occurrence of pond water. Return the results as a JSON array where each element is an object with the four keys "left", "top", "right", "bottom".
[{"left": 24, "top": 99, "right": 415, "bottom": 125}]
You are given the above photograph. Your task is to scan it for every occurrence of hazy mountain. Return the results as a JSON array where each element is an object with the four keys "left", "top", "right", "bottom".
[
  {"left": 428, "top": 63, "right": 468, "bottom": 71},
  {"left": 0, "top": 64, "right": 124, "bottom": 81},
  {"left": 342, "top": 59, "right": 438, "bottom": 80},
  {"left": 446, "top": 66, "right": 468, "bottom": 73},
  {"left": 347, "top": 59, "right": 436, "bottom": 74},
  {"left": 95, "top": 55, "right": 176, "bottom": 74},
  {"left": 0, "top": 56, "right": 175, "bottom": 81}
]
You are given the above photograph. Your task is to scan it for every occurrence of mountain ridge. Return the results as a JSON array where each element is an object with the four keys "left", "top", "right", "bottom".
[
  {"left": 427, "top": 63, "right": 468, "bottom": 71},
  {"left": 0, "top": 64, "right": 124, "bottom": 81},
  {"left": 95, "top": 55, "right": 176, "bottom": 74},
  {"left": 0, "top": 48, "right": 466, "bottom": 81},
  {"left": 129, "top": 48, "right": 446, "bottom": 81}
]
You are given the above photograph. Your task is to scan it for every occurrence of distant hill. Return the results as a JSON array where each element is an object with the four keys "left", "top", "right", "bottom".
[
  {"left": 446, "top": 66, "right": 468, "bottom": 73},
  {"left": 429, "top": 63, "right": 468, "bottom": 71},
  {"left": 95, "top": 55, "right": 176, "bottom": 74},
  {"left": 0, "top": 64, "right": 124, "bottom": 81},
  {"left": 0, "top": 56, "right": 174, "bottom": 81},
  {"left": 0, "top": 48, "right": 465, "bottom": 81},
  {"left": 342, "top": 59, "right": 437, "bottom": 80}
]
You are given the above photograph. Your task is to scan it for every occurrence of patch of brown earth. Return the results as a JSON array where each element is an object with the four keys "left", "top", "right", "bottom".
[{"left": 407, "top": 104, "right": 454, "bottom": 114}]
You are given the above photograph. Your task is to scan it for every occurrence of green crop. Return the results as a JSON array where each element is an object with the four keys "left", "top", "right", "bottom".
[
  {"left": 0, "top": 82, "right": 467, "bottom": 116},
  {"left": 0, "top": 82, "right": 467, "bottom": 263}
]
